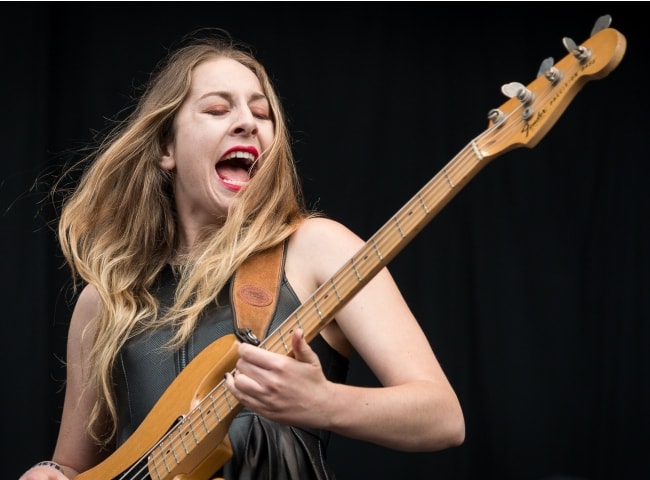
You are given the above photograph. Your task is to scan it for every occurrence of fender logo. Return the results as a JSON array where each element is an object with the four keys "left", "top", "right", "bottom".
[{"left": 522, "top": 107, "right": 547, "bottom": 137}]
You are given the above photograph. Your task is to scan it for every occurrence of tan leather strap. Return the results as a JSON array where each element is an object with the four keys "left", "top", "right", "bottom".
[{"left": 231, "top": 241, "right": 285, "bottom": 345}]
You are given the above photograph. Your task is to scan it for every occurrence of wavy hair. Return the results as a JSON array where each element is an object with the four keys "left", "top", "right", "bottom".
[{"left": 57, "top": 29, "right": 313, "bottom": 445}]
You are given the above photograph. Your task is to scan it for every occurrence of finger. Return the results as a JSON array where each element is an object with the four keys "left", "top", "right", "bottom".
[
  {"left": 224, "top": 371, "right": 237, "bottom": 393},
  {"left": 237, "top": 341, "right": 279, "bottom": 370},
  {"left": 225, "top": 370, "right": 257, "bottom": 399},
  {"left": 235, "top": 353, "right": 276, "bottom": 385},
  {"left": 291, "top": 329, "right": 318, "bottom": 364}
]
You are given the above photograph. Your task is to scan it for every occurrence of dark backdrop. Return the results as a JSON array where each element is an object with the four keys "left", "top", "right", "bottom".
[{"left": 3, "top": 3, "right": 647, "bottom": 479}]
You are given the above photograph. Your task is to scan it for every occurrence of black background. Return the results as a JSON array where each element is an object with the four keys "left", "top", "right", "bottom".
[{"left": 3, "top": 3, "right": 647, "bottom": 479}]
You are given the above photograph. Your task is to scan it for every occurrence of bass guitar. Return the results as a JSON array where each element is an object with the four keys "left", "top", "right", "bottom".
[{"left": 77, "top": 15, "right": 627, "bottom": 480}]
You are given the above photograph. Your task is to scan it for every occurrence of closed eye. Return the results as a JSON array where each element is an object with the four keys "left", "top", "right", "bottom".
[{"left": 206, "top": 108, "right": 229, "bottom": 116}]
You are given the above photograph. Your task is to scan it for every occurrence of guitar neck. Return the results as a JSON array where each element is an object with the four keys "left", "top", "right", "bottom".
[
  {"left": 261, "top": 21, "right": 628, "bottom": 356},
  {"left": 261, "top": 141, "right": 490, "bottom": 354},
  {"left": 258, "top": 24, "right": 628, "bottom": 354}
]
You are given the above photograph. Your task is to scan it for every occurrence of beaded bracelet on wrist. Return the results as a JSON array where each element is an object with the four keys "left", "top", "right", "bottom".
[{"left": 33, "top": 461, "right": 64, "bottom": 473}]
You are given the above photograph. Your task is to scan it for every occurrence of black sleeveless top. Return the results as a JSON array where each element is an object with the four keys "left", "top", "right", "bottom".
[{"left": 113, "top": 263, "right": 349, "bottom": 479}]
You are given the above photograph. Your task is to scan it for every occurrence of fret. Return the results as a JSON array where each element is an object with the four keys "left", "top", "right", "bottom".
[
  {"left": 222, "top": 383, "right": 236, "bottom": 411},
  {"left": 471, "top": 140, "right": 484, "bottom": 161},
  {"left": 331, "top": 277, "right": 342, "bottom": 300},
  {"left": 162, "top": 448, "right": 171, "bottom": 472},
  {"left": 350, "top": 257, "right": 362, "bottom": 281},
  {"left": 294, "top": 313, "right": 305, "bottom": 331},
  {"left": 168, "top": 436, "right": 180, "bottom": 464},
  {"left": 312, "top": 296, "right": 323, "bottom": 319},
  {"left": 150, "top": 454, "right": 162, "bottom": 479},
  {"left": 417, "top": 192, "right": 430, "bottom": 214},
  {"left": 371, "top": 239, "right": 383, "bottom": 261},
  {"left": 188, "top": 417, "right": 199, "bottom": 444},
  {"left": 178, "top": 422, "right": 189, "bottom": 454},
  {"left": 443, "top": 167, "right": 455, "bottom": 188},
  {"left": 393, "top": 216, "right": 405, "bottom": 237},
  {"left": 279, "top": 324, "right": 290, "bottom": 352},
  {"left": 396, "top": 205, "right": 417, "bottom": 232},
  {"left": 198, "top": 405, "right": 210, "bottom": 433},
  {"left": 210, "top": 393, "right": 221, "bottom": 422}
]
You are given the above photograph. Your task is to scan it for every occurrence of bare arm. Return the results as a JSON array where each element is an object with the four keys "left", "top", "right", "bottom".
[
  {"left": 225, "top": 216, "right": 465, "bottom": 451},
  {"left": 20, "top": 285, "right": 107, "bottom": 479}
]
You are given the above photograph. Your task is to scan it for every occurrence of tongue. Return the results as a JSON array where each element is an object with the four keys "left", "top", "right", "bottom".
[{"left": 216, "top": 164, "right": 250, "bottom": 183}]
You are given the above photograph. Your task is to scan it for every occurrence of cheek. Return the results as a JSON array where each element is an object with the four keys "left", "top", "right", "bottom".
[{"left": 260, "top": 125, "right": 276, "bottom": 151}]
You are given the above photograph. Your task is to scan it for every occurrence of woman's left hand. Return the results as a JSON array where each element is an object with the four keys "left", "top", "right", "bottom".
[{"left": 224, "top": 329, "right": 333, "bottom": 427}]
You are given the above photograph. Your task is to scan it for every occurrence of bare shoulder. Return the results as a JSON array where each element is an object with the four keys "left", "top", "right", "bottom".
[
  {"left": 286, "top": 216, "right": 366, "bottom": 300},
  {"left": 76, "top": 283, "right": 100, "bottom": 305},
  {"left": 291, "top": 216, "right": 364, "bottom": 256},
  {"left": 68, "top": 284, "right": 101, "bottom": 344}
]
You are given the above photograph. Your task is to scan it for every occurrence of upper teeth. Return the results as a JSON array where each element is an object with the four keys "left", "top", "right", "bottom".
[{"left": 222, "top": 150, "right": 255, "bottom": 166}]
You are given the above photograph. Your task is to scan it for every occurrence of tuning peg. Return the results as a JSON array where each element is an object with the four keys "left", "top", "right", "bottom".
[
  {"left": 537, "top": 57, "right": 554, "bottom": 77},
  {"left": 591, "top": 14, "right": 612, "bottom": 36},
  {"left": 489, "top": 82, "right": 535, "bottom": 127},
  {"left": 487, "top": 108, "right": 506, "bottom": 128},
  {"left": 562, "top": 15, "right": 612, "bottom": 62},
  {"left": 537, "top": 57, "right": 563, "bottom": 84},
  {"left": 501, "top": 82, "right": 534, "bottom": 104},
  {"left": 499, "top": 82, "right": 535, "bottom": 120},
  {"left": 563, "top": 36, "right": 591, "bottom": 63}
]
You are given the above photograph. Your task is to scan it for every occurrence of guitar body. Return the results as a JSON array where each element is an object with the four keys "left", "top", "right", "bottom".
[{"left": 76, "top": 334, "right": 242, "bottom": 480}]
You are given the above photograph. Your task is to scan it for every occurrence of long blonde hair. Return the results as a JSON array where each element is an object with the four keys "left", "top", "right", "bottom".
[{"left": 57, "top": 30, "right": 311, "bottom": 445}]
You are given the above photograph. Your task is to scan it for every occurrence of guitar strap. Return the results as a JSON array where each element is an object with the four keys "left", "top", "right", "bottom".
[{"left": 231, "top": 241, "right": 286, "bottom": 345}]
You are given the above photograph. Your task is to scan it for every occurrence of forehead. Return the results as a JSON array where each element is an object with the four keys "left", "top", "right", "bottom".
[{"left": 189, "top": 57, "right": 263, "bottom": 95}]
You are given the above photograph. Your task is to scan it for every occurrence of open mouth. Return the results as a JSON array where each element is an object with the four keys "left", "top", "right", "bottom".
[{"left": 216, "top": 150, "right": 259, "bottom": 189}]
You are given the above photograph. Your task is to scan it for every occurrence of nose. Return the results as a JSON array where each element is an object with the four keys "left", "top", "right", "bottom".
[{"left": 232, "top": 107, "right": 258, "bottom": 136}]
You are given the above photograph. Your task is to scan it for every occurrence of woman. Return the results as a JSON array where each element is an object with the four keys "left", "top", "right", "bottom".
[{"left": 20, "top": 30, "right": 464, "bottom": 479}]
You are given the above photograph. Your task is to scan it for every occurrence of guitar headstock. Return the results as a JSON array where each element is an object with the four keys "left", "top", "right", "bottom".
[{"left": 478, "top": 15, "right": 627, "bottom": 160}]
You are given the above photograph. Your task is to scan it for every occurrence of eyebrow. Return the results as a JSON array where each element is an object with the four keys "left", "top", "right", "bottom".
[{"left": 199, "top": 91, "right": 268, "bottom": 103}]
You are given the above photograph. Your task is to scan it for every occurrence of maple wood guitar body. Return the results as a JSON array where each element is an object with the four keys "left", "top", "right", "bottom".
[{"left": 76, "top": 335, "right": 242, "bottom": 480}]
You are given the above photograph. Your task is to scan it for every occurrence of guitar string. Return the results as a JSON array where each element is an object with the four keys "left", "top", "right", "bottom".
[
  {"left": 133, "top": 56, "right": 582, "bottom": 480},
  {"left": 246, "top": 53, "right": 585, "bottom": 365},
  {"left": 138, "top": 89, "right": 550, "bottom": 480},
  {"left": 139, "top": 99, "right": 525, "bottom": 479},
  {"left": 139, "top": 79, "right": 552, "bottom": 480}
]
